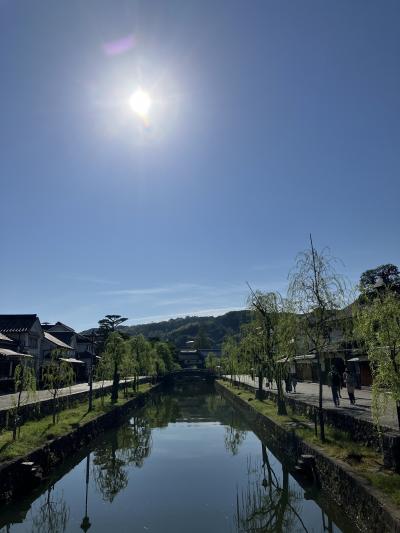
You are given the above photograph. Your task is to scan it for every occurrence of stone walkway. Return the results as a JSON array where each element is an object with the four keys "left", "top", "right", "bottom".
[
  {"left": 231, "top": 375, "right": 399, "bottom": 431},
  {"left": 0, "top": 378, "right": 143, "bottom": 413}
]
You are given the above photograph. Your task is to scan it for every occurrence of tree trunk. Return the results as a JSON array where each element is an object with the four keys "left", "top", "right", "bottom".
[
  {"left": 111, "top": 362, "right": 119, "bottom": 402},
  {"left": 396, "top": 400, "right": 400, "bottom": 429},
  {"left": 257, "top": 372, "right": 264, "bottom": 399},
  {"left": 276, "top": 378, "right": 287, "bottom": 415},
  {"left": 317, "top": 352, "right": 325, "bottom": 441}
]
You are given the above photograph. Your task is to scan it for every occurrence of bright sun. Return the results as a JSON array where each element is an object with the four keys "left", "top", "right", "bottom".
[{"left": 129, "top": 89, "right": 152, "bottom": 117}]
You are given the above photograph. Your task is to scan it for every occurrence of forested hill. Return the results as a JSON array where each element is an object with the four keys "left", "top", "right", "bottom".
[{"left": 115, "top": 310, "right": 252, "bottom": 348}]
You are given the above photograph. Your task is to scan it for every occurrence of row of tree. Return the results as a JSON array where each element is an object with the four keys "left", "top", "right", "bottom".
[{"left": 218, "top": 236, "right": 400, "bottom": 440}]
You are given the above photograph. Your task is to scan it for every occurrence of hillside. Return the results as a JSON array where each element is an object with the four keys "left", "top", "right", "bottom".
[{"left": 86, "top": 310, "right": 252, "bottom": 348}]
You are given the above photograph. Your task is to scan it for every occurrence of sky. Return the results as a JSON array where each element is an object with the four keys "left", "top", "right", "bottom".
[{"left": 0, "top": 0, "right": 399, "bottom": 331}]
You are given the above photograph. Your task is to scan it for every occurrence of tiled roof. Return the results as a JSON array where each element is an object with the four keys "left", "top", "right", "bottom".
[
  {"left": 0, "top": 315, "right": 38, "bottom": 333},
  {"left": 44, "top": 331, "right": 73, "bottom": 350},
  {"left": 48, "top": 331, "right": 75, "bottom": 345},
  {"left": 0, "top": 332, "right": 12, "bottom": 343}
]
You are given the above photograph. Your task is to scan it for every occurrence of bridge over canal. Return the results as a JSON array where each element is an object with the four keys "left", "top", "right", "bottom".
[{"left": 161, "top": 368, "right": 217, "bottom": 384}]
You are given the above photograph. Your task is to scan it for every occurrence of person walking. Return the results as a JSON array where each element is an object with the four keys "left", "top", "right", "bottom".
[
  {"left": 285, "top": 373, "right": 292, "bottom": 393},
  {"left": 343, "top": 367, "right": 356, "bottom": 405},
  {"left": 291, "top": 374, "right": 298, "bottom": 393},
  {"left": 328, "top": 367, "right": 341, "bottom": 407}
]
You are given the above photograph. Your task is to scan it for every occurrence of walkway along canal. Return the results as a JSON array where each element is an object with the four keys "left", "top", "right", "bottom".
[{"left": 0, "top": 380, "right": 355, "bottom": 532}]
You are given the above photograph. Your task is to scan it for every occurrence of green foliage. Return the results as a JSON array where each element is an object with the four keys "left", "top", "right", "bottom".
[
  {"left": 11, "top": 362, "right": 37, "bottom": 440},
  {"left": 84, "top": 310, "right": 252, "bottom": 348},
  {"left": 205, "top": 352, "right": 218, "bottom": 370},
  {"left": 193, "top": 325, "right": 212, "bottom": 349},
  {"left": 102, "top": 332, "right": 127, "bottom": 402},
  {"left": 355, "top": 290, "right": 400, "bottom": 427},
  {"left": 360, "top": 264, "right": 400, "bottom": 298},
  {"left": 42, "top": 350, "right": 75, "bottom": 424}
]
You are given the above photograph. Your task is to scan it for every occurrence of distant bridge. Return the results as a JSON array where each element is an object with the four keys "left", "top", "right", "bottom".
[{"left": 162, "top": 368, "right": 217, "bottom": 383}]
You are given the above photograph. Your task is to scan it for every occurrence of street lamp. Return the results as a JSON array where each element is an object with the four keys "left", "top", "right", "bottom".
[
  {"left": 88, "top": 332, "right": 98, "bottom": 412},
  {"left": 80, "top": 454, "right": 91, "bottom": 532}
]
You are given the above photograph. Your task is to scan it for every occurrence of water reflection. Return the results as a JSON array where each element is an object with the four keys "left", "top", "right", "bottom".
[
  {"left": 30, "top": 487, "right": 69, "bottom": 533},
  {"left": 0, "top": 382, "right": 351, "bottom": 533},
  {"left": 92, "top": 416, "right": 152, "bottom": 502}
]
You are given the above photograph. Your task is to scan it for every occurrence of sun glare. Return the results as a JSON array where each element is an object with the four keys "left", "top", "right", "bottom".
[{"left": 129, "top": 88, "right": 152, "bottom": 118}]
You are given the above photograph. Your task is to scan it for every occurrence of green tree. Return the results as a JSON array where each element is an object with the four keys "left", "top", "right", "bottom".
[
  {"left": 205, "top": 352, "right": 218, "bottom": 371},
  {"left": 360, "top": 264, "right": 400, "bottom": 298},
  {"left": 11, "top": 361, "right": 36, "bottom": 440},
  {"left": 356, "top": 289, "right": 400, "bottom": 427},
  {"left": 97, "top": 314, "right": 128, "bottom": 354},
  {"left": 94, "top": 354, "right": 111, "bottom": 405},
  {"left": 42, "top": 351, "right": 75, "bottom": 424},
  {"left": 222, "top": 335, "right": 240, "bottom": 383},
  {"left": 288, "top": 235, "right": 346, "bottom": 441},
  {"left": 193, "top": 325, "right": 212, "bottom": 349},
  {"left": 102, "top": 332, "right": 126, "bottom": 403}
]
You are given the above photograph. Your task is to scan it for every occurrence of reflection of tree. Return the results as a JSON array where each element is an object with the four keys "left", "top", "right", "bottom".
[
  {"left": 30, "top": 486, "right": 69, "bottom": 533},
  {"left": 235, "top": 444, "right": 309, "bottom": 533},
  {"left": 92, "top": 416, "right": 152, "bottom": 502},
  {"left": 224, "top": 425, "right": 247, "bottom": 455}
]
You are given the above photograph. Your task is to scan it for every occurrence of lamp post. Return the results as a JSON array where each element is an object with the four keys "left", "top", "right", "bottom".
[
  {"left": 88, "top": 332, "right": 97, "bottom": 412},
  {"left": 80, "top": 454, "right": 91, "bottom": 532}
]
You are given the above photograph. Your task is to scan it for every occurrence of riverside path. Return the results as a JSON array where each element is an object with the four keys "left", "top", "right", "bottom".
[
  {"left": 228, "top": 375, "right": 399, "bottom": 431},
  {"left": 0, "top": 377, "right": 146, "bottom": 414}
]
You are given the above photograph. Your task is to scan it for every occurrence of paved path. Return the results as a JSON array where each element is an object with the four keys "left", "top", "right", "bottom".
[
  {"left": 0, "top": 378, "right": 144, "bottom": 413},
  {"left": 229, "top": 375, "right": 399, "bottom": 431}
]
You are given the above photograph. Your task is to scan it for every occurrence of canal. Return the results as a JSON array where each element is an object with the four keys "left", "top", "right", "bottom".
[{"left": 0, "top": 382, "right": 354, "bottom": 532}]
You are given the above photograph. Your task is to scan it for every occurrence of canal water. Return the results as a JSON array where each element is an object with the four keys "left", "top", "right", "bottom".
[{"left": 0, "top": 382, "right": 354, "bottom": 532}]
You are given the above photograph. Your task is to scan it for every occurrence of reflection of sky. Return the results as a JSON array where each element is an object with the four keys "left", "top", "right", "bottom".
[
  {"left": 0, "top": 1, "right": 399, "bottom": 329},
  {"left": 2, "top": 391, "right": 349, "bottom": 533}
]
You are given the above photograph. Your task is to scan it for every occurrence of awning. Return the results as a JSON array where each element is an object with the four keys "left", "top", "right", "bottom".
[
  {"left": 44, "top": 332, "right": 73, "bottom": 350},
  {"left": 60, "top": 357, "right": 84, "bottom": 364},
  {"left": 294, "top": 354, "right": 317, "bottom": 362},
  {"left": 0, "top": 333, "right": 12, "bottom": 343},
  {"left": 0, "top": 348, "right": 33, "bottom": 358},
  {"left": 347, "top": 356, "right": 369, "bottom": 363}
]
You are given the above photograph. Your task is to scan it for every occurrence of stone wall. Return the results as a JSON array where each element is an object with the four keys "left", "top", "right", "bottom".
[
  {"left": 228, "top": 378, "right": 400, "bottom": 471},
  {"left": 0, "top": 379, "right": 149, "bottom": 430},
  {"left": 0, "top": 384, "right": 158, "bottom": 503},
  {"left": 217, "top": 381, "right": 400, "bottom": 533}
]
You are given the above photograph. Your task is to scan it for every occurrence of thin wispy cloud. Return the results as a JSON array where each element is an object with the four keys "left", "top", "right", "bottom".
[
  {"left": 61, "top": 274, "right": 119, "bottom": 286},
  {"left": 100, "top": 282, "right": 203, "bottom": 296}
]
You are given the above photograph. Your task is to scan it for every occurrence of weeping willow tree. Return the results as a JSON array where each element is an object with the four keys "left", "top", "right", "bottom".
[
  {"left": 356, "top": 289, "right": 400, "bottom": 428},
  {"left": 288, "top": 236, "right": 347, "bottom": 441},
  {"left": 234, "top": 443, "right": 308, "bottom": 533},
  {"left": 11, "top": 361, "right": 36, "bottom": 440},
  {"left": 246, "top": 287, "right": 289, "bottom": 415}
]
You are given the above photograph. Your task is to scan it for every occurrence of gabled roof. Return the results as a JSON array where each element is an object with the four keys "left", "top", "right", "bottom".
[
  {"left": 48, "top": 330, "right": 76, "bottom": 345},
  {"left": 44, "top": 331, "right": 73, "bottom": 350},
  {"left": 0, "top": 315, "right": 39, "bottom": 333}
]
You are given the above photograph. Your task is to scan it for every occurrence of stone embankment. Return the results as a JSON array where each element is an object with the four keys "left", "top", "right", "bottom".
[
  {"left": 229, "top": 377, "right": 400, "bottom": 471},
  {"left": 217, "top": 380, "right": 400, "bottom": 533},
  {"left": 0, "top": 384, "right": 158, "bottom": 503}
]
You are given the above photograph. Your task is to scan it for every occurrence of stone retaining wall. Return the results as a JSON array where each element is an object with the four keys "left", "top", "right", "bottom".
[
  {"left": 228, "top": 378, "right": 400, "bottom": 471},
  {"left": 0, "top": 379, "right": 149, "bottom": 430},
  {"left": 217, "top": 380, "right": 400, "bottom": 533},
  {"left": 0, "top": 384, "right": 158, "bottom": 503}
]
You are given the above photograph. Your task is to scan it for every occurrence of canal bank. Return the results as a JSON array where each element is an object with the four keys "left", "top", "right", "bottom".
[
  {"left": 0, "top": 383, "right": 159, "bottom": 504},
  {"left": 216, "top": 380, "right": 400, "bottom": 533},
  {"left": 0, "top": 379, "right": 354, "bottom": 533}
]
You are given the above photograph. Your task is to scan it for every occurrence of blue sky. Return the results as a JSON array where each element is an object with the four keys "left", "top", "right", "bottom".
[{"left": 0, "top": 0, "right": 399, "bottom": 331}]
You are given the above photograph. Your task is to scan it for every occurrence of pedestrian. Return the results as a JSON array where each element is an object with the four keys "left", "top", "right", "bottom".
[
  {"left": 285, "top": 373, "right": 292, "bottom": 393},
  {"left": 328, "top": 367, "right": 341, "bottom": 407},
  {"left": 343, "top": 367, "right": 356, "bottom": 405},
  {"left": 291, "top": 375, "right": 297, "bottom": 393}
]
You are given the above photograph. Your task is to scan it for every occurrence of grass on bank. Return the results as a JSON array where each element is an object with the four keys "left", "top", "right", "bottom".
[
  {"left": 0, "top": 383, "right": 152, "bottom": 462},
  {"left": 220, "top": 380, "right": 400, "bottom": 508}
]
